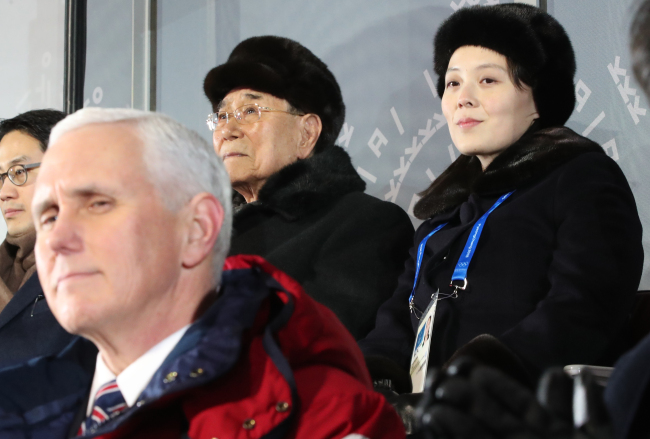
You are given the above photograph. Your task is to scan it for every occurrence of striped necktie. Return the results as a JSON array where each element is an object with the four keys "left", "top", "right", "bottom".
[{"left": 78, "top": 379, "right": 127, "bottom": 436}]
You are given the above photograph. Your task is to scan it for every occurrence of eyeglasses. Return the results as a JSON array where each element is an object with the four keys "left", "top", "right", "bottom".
[
  {"left": 0, "top": 163, "right": 41, "bottom": 188},
  {"left": 206, "top": 103, "right": 304, "bottom": 131}
]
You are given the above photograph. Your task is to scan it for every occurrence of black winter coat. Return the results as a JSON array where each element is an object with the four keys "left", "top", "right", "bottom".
[
  {"left": 229, "top": 145, "right": 415, "bottom": 340},
  {"left": 360, "top": 127, "right": 643, "bottom": 381},
  {"left": 0, "top": 274, "right": 75, "bottom": 368}
]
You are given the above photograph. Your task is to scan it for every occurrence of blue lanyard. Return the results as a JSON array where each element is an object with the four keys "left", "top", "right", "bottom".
[
  {"left": 408, "top": 222, "right": 448, "bottom": 313},
  {"left": 409, "top": 191, "right": 514, "bottom": 316},
  {"left": 450, "top": 191, "right": 514, "bottom": 287}
]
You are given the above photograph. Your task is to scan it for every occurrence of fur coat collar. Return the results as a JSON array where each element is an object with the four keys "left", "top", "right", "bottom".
[
  {"left": 413, "top": 126, "right": 605, "bottom": 219},
  {"left": 233, "top": 145, "right": 366, "bottom": 220}
]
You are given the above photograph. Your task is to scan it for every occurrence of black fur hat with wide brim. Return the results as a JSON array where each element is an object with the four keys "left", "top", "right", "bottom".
[
  {"left": 203, "top": 36, "right": 345, "bottom": 154},
  {"left": 434, "top": 4, "right": 576, "bottom": 128}
]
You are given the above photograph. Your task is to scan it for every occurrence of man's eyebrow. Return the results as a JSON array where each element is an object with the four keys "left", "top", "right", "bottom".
[
  {"left": 217, "top": 93, "right": 264, "bottom": 111},
  {"left": 244, "top": 93, "right": 263, "bottom": 101},
  {"left": 33, "top": 184, "right": 117, "bottom": 216},
  {"left": 32, "top": 194, "right": 56, "bottom": 218},
  {"left": 9, "top": 155, "right": 30, "bottom": 166},
  {"left": 69, "top": 184, "right": 118, "bottom": 199},
  {"left": 0, "top": 155, "right": 30, "bottom": 172}
]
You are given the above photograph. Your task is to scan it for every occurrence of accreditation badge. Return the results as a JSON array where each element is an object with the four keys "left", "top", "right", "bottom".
[{"left": 409, "top": 291, "right": 438, "bottom": 393}]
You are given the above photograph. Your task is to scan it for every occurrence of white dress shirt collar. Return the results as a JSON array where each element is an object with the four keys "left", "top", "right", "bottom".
[{"left": 86, "top": 324, "right": 190, "bottom": 416}]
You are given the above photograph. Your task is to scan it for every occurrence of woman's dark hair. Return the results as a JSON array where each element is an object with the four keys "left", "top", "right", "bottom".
[
  {"left": 631, "top": 0, "right": 650, "bottom": 98},
  {"left": 506, "top": 56, "right": 537, "bottom": 92},
  {"left": 0, "top": 109, "right": 66, "bottom": 152}
]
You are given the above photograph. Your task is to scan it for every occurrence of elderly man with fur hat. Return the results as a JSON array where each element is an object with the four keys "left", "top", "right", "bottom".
[{"left": 203, "top": 36, "right": 414, "bottom": 340}]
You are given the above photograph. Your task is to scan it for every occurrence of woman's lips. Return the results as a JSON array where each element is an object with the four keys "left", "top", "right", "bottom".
[{"left": 457, "top": 118, "right": 482, "bottom": 129}]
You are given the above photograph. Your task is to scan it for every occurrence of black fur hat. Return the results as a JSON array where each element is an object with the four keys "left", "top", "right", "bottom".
[
  {"left": 203, "top": 36, "right": 345, "bottom": 154},
  {"left": 434, "top": 4, "right": 576, "bottom": 128}
]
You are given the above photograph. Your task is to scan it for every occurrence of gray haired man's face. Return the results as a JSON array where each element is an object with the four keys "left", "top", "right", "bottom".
[{"left": 31, "top": 122, "right": 186, "bottom": 339}]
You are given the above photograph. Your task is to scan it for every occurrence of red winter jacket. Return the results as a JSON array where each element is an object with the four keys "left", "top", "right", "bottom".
[{"left": 82, "top": 255, "right": 405, "bottom": 439}]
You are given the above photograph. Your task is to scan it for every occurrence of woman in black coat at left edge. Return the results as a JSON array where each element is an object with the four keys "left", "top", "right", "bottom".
[{"left": 360, "top": 4, "right": 644, "bottom": 390}]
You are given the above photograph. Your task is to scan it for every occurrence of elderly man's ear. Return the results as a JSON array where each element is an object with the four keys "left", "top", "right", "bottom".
[
  {"left": 297, "top": 113, "right": 322, "bottom": 159},
  {"left": 181, "top": 193, "right": 224, "bottom": 269}
]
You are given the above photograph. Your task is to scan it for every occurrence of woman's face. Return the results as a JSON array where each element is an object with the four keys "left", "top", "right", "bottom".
[{"left": 441, "top": 46, "right": 538, "bottom": 169}]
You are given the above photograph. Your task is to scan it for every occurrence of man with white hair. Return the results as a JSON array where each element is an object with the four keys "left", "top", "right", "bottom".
[{"left": 0, "top": 108, "right": 405, "bottom": 439}]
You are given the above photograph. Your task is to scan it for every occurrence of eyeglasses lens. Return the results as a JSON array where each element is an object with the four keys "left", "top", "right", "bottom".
[
  {"left": 9, "top": 166, "right": 27, "bottom": 185},
  {"left": 235, "top": 105, "right": 261, "bottom": 124},
  {"left": 208, "top": 105, "right": 262, "bottom": 131}
]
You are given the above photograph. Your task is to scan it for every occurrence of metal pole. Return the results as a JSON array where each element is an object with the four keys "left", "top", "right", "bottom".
[
  {"left": 63, "top": 0, "right": 87, "bottom": 114},
  {"left": 513, "top": 0, "right": 546, "bottom": 9},
  {"left": 131, "top": 0, "right": 157, "bottom": 111}
]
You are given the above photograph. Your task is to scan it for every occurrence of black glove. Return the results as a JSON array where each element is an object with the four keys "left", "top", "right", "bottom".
[
  {"left": 416, "top": 358, "right": 613, "bottom": 439},
  {"left": 374, "top": 379, "right": 424, "bottom": 435}
]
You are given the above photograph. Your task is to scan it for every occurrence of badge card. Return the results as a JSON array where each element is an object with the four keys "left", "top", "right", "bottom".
[{"left": 409, "top": 291, "right": 438, "bottom": 393}]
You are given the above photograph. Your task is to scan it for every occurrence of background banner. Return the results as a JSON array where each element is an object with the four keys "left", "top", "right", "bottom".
[{"left": 2, "top": 0, "right": 649, "bottom": 287}]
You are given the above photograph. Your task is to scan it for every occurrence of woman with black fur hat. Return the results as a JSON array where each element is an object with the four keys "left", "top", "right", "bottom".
[
  {"left": 203, "top": 36, "right": 414, "bottom": 340},
  {"left": 360, "top": 3, "right": 643, "bottom": 394}
]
